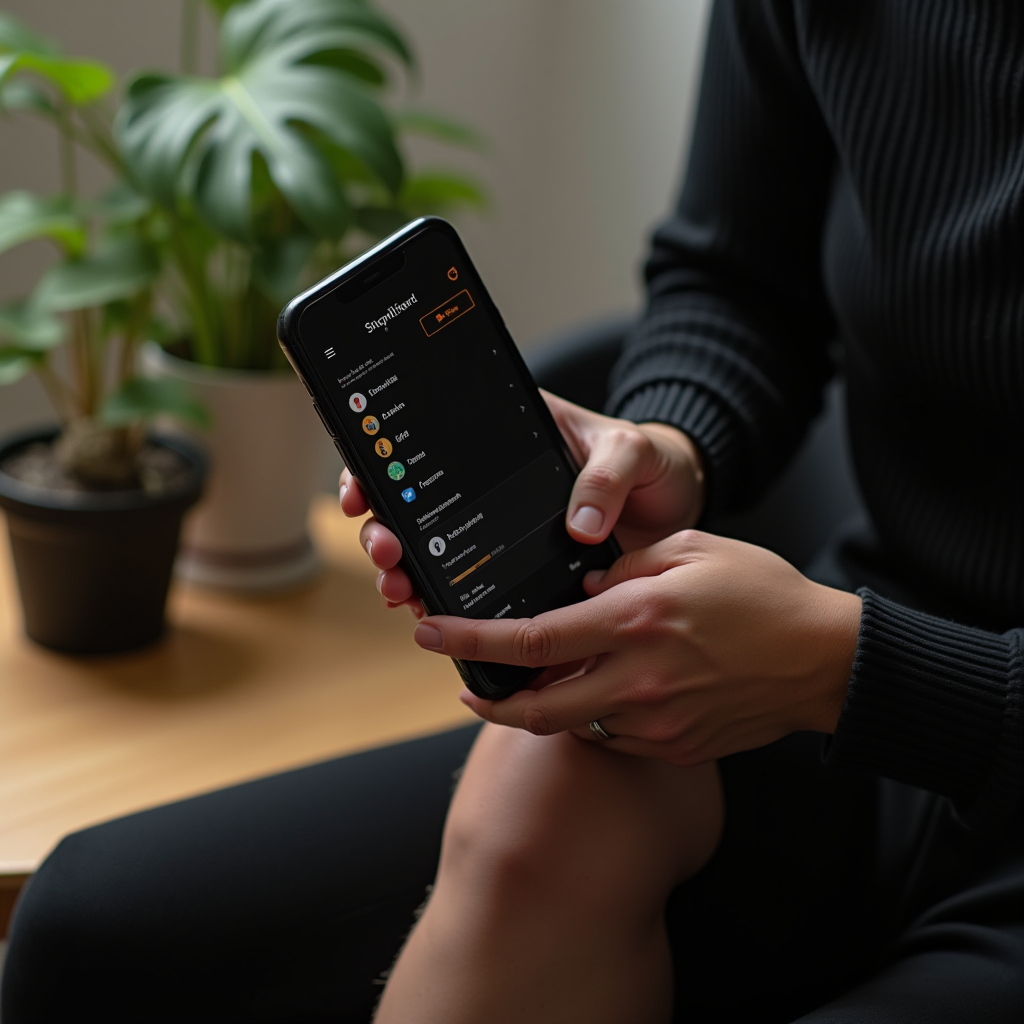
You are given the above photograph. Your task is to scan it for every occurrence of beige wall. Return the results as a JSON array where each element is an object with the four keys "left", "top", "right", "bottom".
[{"left": 0, "top": 0, "right": 710, "bottom": 437}]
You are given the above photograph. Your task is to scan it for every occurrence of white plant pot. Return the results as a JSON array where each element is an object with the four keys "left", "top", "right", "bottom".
[{"left": 141, "top": 343, "right": 329, "bottom": 592}]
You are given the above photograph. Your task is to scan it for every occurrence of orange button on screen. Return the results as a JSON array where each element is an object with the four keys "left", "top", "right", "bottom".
[{"left": 420, "top": 289, "right": 475, "bottom": 337}]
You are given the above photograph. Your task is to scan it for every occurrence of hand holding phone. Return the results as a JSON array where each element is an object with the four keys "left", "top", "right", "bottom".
[{"left": 347, "top": 391, "right": 706, "bottom": 612}]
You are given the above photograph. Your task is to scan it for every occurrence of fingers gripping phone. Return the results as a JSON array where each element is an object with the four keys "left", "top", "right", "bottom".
[{"left": 278, "top": 217, "right": 620, "bottom": 699}]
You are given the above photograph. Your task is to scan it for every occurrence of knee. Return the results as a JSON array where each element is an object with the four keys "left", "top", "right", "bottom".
[
  {"left": 434, "top": 729, "right": 695, "bottom": 924},
  {"left": 1, "top": 834, "right": 106, "bottom": 1022}
]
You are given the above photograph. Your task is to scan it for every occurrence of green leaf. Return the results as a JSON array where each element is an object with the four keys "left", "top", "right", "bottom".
[
  {"left": 251, "top": 231, "right": 316, "bottom": 302},
  {"left": 400, "top": 171, "right": 488, "bottom": 215},
  {"left": 0, "top": 52, "right": 113, "bottom": 107},
  {"left": 34, "top": 238, "right": 159, "bottom": 313},
  {"left": 0, "top": 346, "right": 41, "bottom": 385},
  {"left": 204, "top": 0, "right": 248, "bottom": 17},
  {"left": 0, "top": 300, "right": 65, "bottom": 350},
  {"left": 0, "top": 77, "right": 56, "bottom": 114},
  {"left": 117, "top": 0, "right": 410, "bottom": 243},
  {"left": 0, "top": 13, "right": 59, "bottom": 57},
  {"left": 0, "top": 14, "right": 114, "bottom": 106},
  {"left": 395, "top": 110, "right": 486, "bottom": 150},
  {"left": 0, "top": 191, "right": 86, "bottom": 256},
  {"left": 86, "top": 182, "right": 153, "bottom": 224},
  {"left": 222, "top": 0, "right": 412, "bottom": 73},
  {"left": 352, "top": 205, "right": 408, "bottom": 237},
  {"left": 100, "top": 375, "right": 210, "bottom": 427},
  {"left": 303, "top": 48, "right": 386, "bottom": 87}
]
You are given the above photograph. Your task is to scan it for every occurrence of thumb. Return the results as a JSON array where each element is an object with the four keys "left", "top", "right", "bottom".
[{"left": 565, "top": 425, "right": 656, "bottom": 544}]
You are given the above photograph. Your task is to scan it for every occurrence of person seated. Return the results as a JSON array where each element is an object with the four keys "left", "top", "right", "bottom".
[
  {"left": 346, "top": 1, "right": 1024, "bottom": 1020},
  {"left": 2, "top": 2, "right": 1020, "bottom": 1022}
]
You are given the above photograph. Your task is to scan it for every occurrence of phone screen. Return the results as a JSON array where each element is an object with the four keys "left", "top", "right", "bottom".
[{"left": 293, "top": 224, "right": 613, "bottom": 628}]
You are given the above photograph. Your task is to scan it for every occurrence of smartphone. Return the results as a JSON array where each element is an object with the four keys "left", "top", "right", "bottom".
[{"left": 278, "top": 217, "right": 620, "bottom": 699}]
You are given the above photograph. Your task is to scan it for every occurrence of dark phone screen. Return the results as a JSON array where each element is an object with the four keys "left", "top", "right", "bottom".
[{"left": 297, "top": 227, "right": 611, "bottom": 622}]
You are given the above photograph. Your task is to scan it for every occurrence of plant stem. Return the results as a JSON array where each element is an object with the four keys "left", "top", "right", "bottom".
[
  {"left": 76, "top": 104, "right": 123, "bottom": 173},
  {"left": 168, "top": 224, "right": 218, "bottom": 364},
  {"left": 69, "top": 310, "right": 90, "bottom": 418},
  {"left": 225, "top": 243, "right": 251, "bottom": 368},
  {"left": 119, "top": 291, "right": 152, "bottom": 387},
  {"left": 34, "top": 359, "right": 73, "bottom": 424},
  {"left": 80, "top": 310, "right": 99, "bottom": 417},
  {"left": 181, "top": 0, "right": 200, "bottom": 74}
]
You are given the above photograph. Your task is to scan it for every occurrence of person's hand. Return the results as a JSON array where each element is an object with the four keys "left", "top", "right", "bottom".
[
  {"left": 338, "top": 390, "right": 706, "bottom": 613},
  {"left": 411, "top": 530, "right": 862, "bottom": 765}
]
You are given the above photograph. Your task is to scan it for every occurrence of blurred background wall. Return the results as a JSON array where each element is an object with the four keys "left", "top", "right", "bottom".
[{"left": 0, "top": 0, "right": 711, "bottom": 446}]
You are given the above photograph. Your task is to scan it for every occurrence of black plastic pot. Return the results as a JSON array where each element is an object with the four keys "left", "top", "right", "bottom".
[{"left": 0, "top": 428, "right": 207, "bottom": 654}]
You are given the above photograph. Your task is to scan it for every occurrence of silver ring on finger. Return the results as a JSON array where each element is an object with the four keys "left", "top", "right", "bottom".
[{"left": 588, "top": 718, "right": 614, "bottom": 741}]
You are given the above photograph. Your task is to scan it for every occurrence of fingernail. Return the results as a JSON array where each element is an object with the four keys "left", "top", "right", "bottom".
[
  {"left": 364, "top": 539, "right": 373, "bottom": 559},
  {"left": 570, "top": 505, "right": 604, "bottom": 535},
  {"left": 339, "top": 484, "right": 348, "bottom": 505},
  {"left": 375, "top": 571, "right": 385, "bottom": 594},
  {"left": 414, "top": 624, "right": 444, "bottom": 650},
  {"left": 584, "top": 569, "right": 606, "bottom": 587}
]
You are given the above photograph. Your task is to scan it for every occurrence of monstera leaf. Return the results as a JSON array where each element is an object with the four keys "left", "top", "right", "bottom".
[{"left": 116, "top": 0, "right": 411, "bottom": 243}]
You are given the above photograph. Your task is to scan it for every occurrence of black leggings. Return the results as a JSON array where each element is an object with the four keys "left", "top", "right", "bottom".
[{"left": 2, "top": 722, "right": 1022, "bottom": 1024}]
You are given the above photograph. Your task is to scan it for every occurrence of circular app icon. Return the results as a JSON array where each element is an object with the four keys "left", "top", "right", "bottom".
[
  {"left": 374, "top": 437, "right": 393, "bottom": 458},
  {"left": 348, "top": 392, "right": 367, "bottom": 413},
  {"left": 387, "top": 461, "right": 405, "bottom": 481},
  {"left": 428, "top": 536, "right": 446, "bottom": 556},
  {"left": 362, "top": 415, "right": 380, "bottom": 435}
]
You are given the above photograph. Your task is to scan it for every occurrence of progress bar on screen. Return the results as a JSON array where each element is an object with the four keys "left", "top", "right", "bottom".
[{"left": 449, "top": 554, "right": 491, "bottom": 586}]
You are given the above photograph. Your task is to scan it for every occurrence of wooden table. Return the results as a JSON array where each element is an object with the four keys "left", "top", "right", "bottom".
[{"left": 0, "top": 496, "right": 476, "bottom": 935}]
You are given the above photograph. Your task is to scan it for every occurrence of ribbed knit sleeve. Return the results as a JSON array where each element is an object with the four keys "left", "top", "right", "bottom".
[
  {"left": 606, "top": 0, "right": 838, "bottom": 518},
  {"left": 607, "top": 0, "right": 1024, "bottom": 834},
  {"left": 828, "top": 591, "right": 1023, "bottom": 835}
]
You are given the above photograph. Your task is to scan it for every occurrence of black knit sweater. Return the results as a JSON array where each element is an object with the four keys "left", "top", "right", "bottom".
[{"left": 608, "top": 0, "right": 1022, "bottom": 834}]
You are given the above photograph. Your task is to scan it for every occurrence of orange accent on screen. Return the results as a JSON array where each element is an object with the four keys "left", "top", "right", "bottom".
[{"left": 420, "top": 289, "right": 475, "bottom": 337}]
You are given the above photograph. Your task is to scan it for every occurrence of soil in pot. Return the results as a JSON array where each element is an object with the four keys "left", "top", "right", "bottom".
[{"left": 0, "top": 429, "right": 207, "bottom": 654}]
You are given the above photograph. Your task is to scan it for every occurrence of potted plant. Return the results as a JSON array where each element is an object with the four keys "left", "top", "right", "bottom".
[
  {"left": 118, "top": 0, "right": 485, "bottom": 590},
  {"left": 0, "top": 13, "right": 208, "bottom": 653}
]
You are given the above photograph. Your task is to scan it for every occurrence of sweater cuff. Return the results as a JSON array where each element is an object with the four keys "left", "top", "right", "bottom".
[
  {"left": 826, "top": 588, "right": 1023, "bottom": 834},
  {"left": 609, "top": 380, "right": 745, "bottom": 521}
]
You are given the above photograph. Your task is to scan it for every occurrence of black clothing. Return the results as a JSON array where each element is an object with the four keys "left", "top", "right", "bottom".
[
  {"left": 4, "top": 553, "right": 1022, "bottom": 1023},
  {"left": 3, "top": 2, "right": 1022, "bottom": 1022},
  {"left": 609, "top": 0, "right": 1023, "bottom": 835},
  {"left": 1, "top": 727, "right": 483, "bottom": 1024}
]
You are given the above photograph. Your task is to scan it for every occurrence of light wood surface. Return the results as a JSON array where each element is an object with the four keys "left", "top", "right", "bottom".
[{"left": 0, "top": 496, "right": 475, "bottom": 890}]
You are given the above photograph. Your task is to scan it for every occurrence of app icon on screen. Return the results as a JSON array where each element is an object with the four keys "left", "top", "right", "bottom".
[
  {"left": 374, "top": 437, "right": 393, "bottom": 458},
  {"left": 348, "top": 392, "right": 367, "bottom": 412},
  {"left": 401, "top": 487, "right": 417, "bottom": 503},
  {"left": 428, "top": 536, "right": 446, "bottom": 556},
  {"left": 362, "top": 416, "right": 380, "bottom": 435},
  {"left": 387, "top": 461, "right": 405, "bottom": 480}
]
